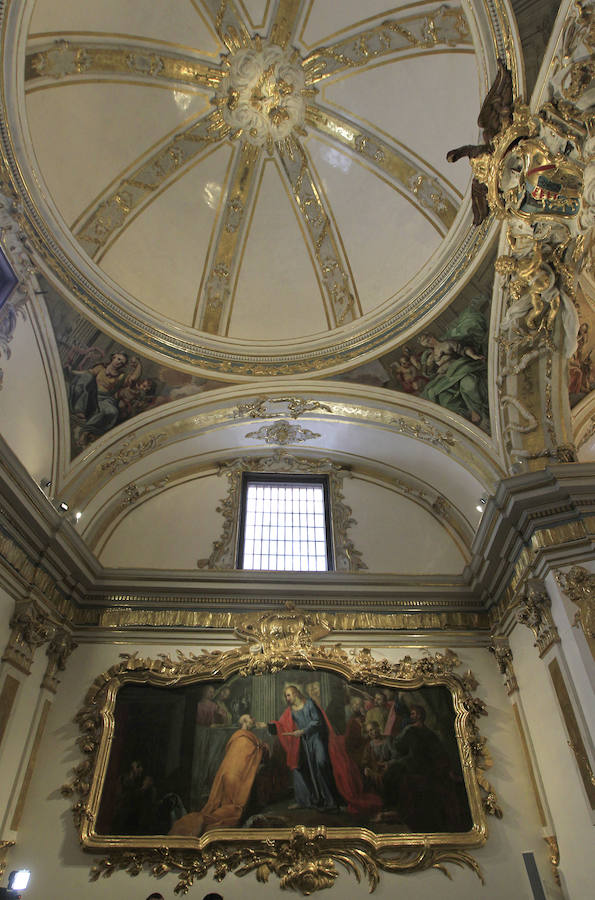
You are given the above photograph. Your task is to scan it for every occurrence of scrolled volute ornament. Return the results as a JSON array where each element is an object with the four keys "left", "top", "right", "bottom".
[
  {"left": 555, "top": 565, "right": 595, "bottom": 654},
  {"left": 516, "top": 579, "right": 560, "bottom": 657},
  {"left": 88, "top": 829, "right": 487, "bottom": 895},
  {"left": 488, "top": 637, "right": 518, "bottom": 695},
  {"left": 42, "top": 628, "right": 78, "bottom": 693},
  {"left": 2, "top": 601, "right": 57, "bottom": 673}
]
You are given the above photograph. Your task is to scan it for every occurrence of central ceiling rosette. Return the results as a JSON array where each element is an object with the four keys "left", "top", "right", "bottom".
[{"left": 214, "top": 41, "right": 312, "bottom": 150}]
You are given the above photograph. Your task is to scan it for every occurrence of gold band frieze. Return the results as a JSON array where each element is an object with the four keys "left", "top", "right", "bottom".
[
  {"left": 306, "top": 106, "right": 458, "bottom": 231},
  {"left": 74, "top": 110, "right": 229, "bottom": 259},
  {"left": 25, "top": 41, "right": 222, "bottom": 90},
  {"left": 303, "top": 7, "right": 471, "bottom": 83},
  {"left": 72, "top": 607, "right": 489, "bottom": 631}
]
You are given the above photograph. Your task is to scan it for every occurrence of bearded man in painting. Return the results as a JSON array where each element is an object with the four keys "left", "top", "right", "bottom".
[{"left": 170, "top": 714, "right": 267, "bottom": 836}]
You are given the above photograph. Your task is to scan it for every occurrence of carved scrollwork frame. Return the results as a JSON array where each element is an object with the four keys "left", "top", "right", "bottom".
[
  {"left": 62, "top": 609, "right": 499, "bottom": 895},
  {"left": 197, "top": 452, "right": 367, "bottom": 571}
]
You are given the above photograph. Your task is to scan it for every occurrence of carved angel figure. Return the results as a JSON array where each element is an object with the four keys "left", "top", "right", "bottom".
[{"left": 446, "top": 59, "right": 513, "bottom": 224}]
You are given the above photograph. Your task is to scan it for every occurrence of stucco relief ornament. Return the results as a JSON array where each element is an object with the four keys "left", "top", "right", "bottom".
[
  {"left": 555, "top": 565, "right": 595, "bottom": 654},
  {"left": 516, "top": 579, "right": 560, "bottom": 657},
  {"left": 31, "top": 39, "right": 91, "bottom": 78},
  {"left": 0, "top": 182, "right": 38, "bottom": 383},
  {"left": 214, "top": 42, "right": 313, "bottom": 152},
  {"left": 245, "top": 419, "right": 321, "bottom": 445}
]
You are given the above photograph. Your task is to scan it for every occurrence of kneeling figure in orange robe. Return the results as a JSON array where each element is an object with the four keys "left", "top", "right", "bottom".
[{"left": 170, "top": 714, "right": 267, "bottom": 836}]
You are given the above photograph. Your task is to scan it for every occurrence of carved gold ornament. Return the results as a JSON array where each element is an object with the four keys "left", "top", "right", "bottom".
[
  {"left": 470, "top": 106, "right": 584, "bottom": 223},
  {"left": 214, "top": 43, "right": 311, "bottom": 151},
  {"left": 488, "top": 636, "right": 518, "bottom": 695},
  {"left": 516, "top": 579, "right": 560, "bottom": 657},
  {"left": 235, "top": 397, "right": 332, "bottom": 420},
  {"left": 245, "top": 420, "right": 321, "bottom": 445},
  {"left": 62, "top": 608, "right": 499, "bottom": 895},
  {"left": 555, "top": 565, "right": 595, "bottom": 656},
  {"left": 0, "top": 841, "right": 15, "bottom": 880}
]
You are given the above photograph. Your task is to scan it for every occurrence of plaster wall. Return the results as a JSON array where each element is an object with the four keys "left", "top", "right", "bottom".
[
  {"left": 546, "top": 565, "right": 595, "bottom": 706},
  {"left": 98, "top": 474, "right": 224, "bottom": 568},
  {"left": 342, "top": 478, "right": 467, "bottom": 574},
  {"left": 508, "top": 622, "right": 595, "bottom": 900},
  {"left": 0, "top": 650, "right": 46, "bottom": 828},
  {"left": 97, "top": 474, "right": 466, "bottom": 574},
  {"left": 0, "top": 307, "right": 54, "bottom": 483},
  {"left": 4, "top": 635, "right": 561, "bottom": 900}
]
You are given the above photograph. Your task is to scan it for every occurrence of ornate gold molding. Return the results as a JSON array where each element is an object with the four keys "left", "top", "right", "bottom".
[
  {"left": 489, "top": 517, "right": 595, "bottom": 631},
  {"left": 544, "top": 835, "right": 560, "bottom": 886},
  {"left": 88, "top": 829, "right": 484, "bottom": 894},
  {"left": 516, "top": 579, "right": 560, "bottom": 657},
  {"left": 0, "top": 841, "right": 15, "bottom": 880},
  {"left": 302, "top": 6, "right": 470, "bottom": 82},
  {"left": 98, "top": 431, "right": 168, "bottom": 476},
  {"left": 41, "top": 629, "right": 78, "bottom": 694},
  {"left": 2, "top": 601, "right": 57, "bottom": 674},
  {"left": 235, "top": 397, "right": 332, "bottom": 419},
  {"left": 555, "top": 565, "right": 595, "bottom": 656},
  {"left": 25, "top": 40, "right": 221, "bottom": 90},
  {"left": 73, "top": 607, "right": 489, "bottom": 631},
  {"left": 245, "top": 420, "right": 321, "bottom": 445},
  {"left": 488, "top": 636, "right": 518, "bottom": 694},
  {"left": 62, "top": 607, "right": 500, "bottom": 894},
  {"left": 197, "top": 452, "right": 367, "bottom": 572}
]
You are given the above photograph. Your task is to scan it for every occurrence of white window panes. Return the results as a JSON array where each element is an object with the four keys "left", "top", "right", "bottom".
[{"left": 241, "top": 482, "right": 328, "bottom": 571}]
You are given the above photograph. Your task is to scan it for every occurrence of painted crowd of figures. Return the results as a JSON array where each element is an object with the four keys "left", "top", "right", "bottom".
[{"left": 107, "top": 677, "right": 471, "bottom": 838}]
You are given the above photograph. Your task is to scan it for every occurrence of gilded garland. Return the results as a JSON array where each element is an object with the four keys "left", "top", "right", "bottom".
[{"left": 62, "top": 608, "right": 501, "bottom": 894}]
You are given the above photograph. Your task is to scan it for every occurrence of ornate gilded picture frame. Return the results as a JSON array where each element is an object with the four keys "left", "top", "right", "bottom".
[{"left": 63, "top": 609, "right": 501, "bottom": 894}]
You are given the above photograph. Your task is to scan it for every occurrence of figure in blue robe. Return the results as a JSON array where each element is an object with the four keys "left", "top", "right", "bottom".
[{"left": 273, "top": 686, "right": 343, "bottom": 810}]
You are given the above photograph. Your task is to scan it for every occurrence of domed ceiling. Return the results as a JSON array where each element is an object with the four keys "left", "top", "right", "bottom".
[
  {"left": 0, "top": 0, "right": 525, "bottom": 566},
  {"left": 10, "top": 0, "right": 516, "bottom": 374}
]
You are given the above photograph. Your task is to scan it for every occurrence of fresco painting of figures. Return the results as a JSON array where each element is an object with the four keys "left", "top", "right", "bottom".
[
  {"left": 41, "top": 277, "right": 227, "bottom": 457},
  {"left": 569, "top": 284, "right": 595, "bottom": 408},
  {"left": 97, "top": 669, "right": 472, "bottom": 838},
  {"left": 328, "top": 297, "right": 491, "bottom": 434}
]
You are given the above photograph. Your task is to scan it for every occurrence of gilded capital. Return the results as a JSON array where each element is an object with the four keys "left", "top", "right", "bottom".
[
  {"left": 2, "top": 602, "right": 56, "bottom": 674},
  {"left": 516, "top": 579, "right": 560, "bottom": 657},
  {"left": 555, "top": 565, "right": 595, "bottom": 657}
]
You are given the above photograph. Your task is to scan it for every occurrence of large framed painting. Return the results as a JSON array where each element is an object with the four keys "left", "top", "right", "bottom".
[{"left": 64, "top": 609, "right": 501, "bottom": 894}]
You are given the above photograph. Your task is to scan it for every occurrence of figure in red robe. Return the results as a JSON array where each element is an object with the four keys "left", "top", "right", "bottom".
[{"left": 270, "top": 684, "right": 381, "bottom": 815}]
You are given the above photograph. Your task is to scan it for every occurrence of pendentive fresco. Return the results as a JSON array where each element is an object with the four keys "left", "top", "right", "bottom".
[{"left": 42, "top": 278, "right": 227, "bottom": 456}]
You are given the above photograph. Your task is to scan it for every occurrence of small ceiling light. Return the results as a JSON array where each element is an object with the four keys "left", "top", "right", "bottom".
[
  {"left": 58, "top": 501, "right": 69, "bottom": 512},
  {"left": 476, "top": 496, "right": 488, "bottom": 513},
  {"left": 75, "top": 511, "right": 82, "bottom": 521}
]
